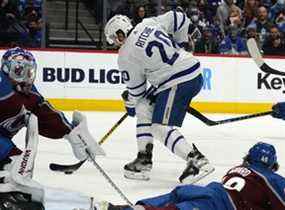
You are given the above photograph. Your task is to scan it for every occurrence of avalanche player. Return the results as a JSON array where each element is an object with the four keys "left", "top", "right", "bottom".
[
  {"left": 0, "top": 47, "right": 104, "bottom": 177},
  {"left": 104, "top": 11, "right": 214, "bottom": 183},
  {"left": 95, "top": 142, "right": 285, "bottom": 210}
]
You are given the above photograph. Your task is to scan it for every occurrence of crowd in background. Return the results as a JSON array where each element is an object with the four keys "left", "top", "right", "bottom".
[
  {"left": 0, "top": 0, "right": 284, "bottom": 56},
  {"left": 108, "top": 0, "right": 285, "bottom": 56},
  {"left": 0, "top": 0, "right": 42, "bottom": 47}
]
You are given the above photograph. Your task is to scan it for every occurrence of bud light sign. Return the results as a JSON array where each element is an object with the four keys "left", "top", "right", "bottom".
[{"left": 42, "top": 67, "right": 125, "bottom": 84}]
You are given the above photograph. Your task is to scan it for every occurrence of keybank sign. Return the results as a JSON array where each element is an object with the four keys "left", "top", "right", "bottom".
[
  {"left": 257, "top": 73, "right": 285, "bottom": 94},
  {"left": 42, "top": 67, "right": 212, "bottom": 90}
]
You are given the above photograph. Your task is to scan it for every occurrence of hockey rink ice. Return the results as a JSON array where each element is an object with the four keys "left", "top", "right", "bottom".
[{"left": 12, "top": 111, "right": 285, "bottom": 209}]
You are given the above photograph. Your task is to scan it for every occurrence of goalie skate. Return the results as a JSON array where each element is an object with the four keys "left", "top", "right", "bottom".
[{"left": 179, "top": 144, "right": 214, "bottom": 184}]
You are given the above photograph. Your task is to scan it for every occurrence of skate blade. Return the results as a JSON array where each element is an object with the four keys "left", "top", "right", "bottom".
[
  {"left": 181, "top": 165, "right": 215, "bottom": 184},
  {"left": 124, "top": 170, "right": 150, "bottom": 181}
]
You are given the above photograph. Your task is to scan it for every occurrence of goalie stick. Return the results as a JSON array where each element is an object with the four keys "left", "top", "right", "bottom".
[
  {"left": 49, "top": 113, "right": 128, "bottom": 173},
  {"left": 187, "top": 107, "right": 272, "bottom": 126},
  {"left": 247, "top": 38, "right": 285, "bottom": 76}
]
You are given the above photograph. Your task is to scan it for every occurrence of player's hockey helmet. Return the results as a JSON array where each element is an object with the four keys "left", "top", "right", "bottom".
[
  {"left": 1, "top": 47, "right": 37, "bottom": 93},
  {"left": 245, "top": 142, "right": 279, "bottom": 171},
  {"left": 104, "top": 15, "right": 133, "bottom": 45}
]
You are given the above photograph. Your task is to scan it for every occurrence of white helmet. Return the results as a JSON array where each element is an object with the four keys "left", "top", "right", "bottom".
[{"left": 104, "top": 15, "right": 133, "bottom": 45}]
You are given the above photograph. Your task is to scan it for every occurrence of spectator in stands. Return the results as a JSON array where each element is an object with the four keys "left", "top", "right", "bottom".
[
  {"left": 219, "top": 24, "right": 247, "bottom": 55},
  {"left": 262, "top": 25, "right": 285, "bottom": 55},
  {"left": 235, "top": 0, "right": 245, "bottom": 8},
  {"left": 245, "top": 23, "right": 262, "bottom": 50},
  {"left": 194, "top": 27, "right": 219, "bottom": 54},
  {"left": 23, "top": 3, "right": 42, "bottom": 47},
  {"left": 275, "top": 9, "right": 285, "bottom": 33},
  {"left": 131, "top": 5, "right": 146, "bottom": 26},
  {"left": 243, "top": 0, "right": 260, "bottom": 27},
  {"left": 262, "top": 0, "right": 274, "bottom": 8},
  {"left": 0, "top": 0, "right": 29, "bottom": 46},
  {"left": 269, "top": 0, "right": 285, "bottom": 19},
  {"left": 227, "top": 6, "right": 244, "bottom": 28},
  {"left": 246, "top": 24, "right": 259, "bottom": 39},
  {"left": 19, "top": 0, "right": 42, "bottom": 17},
  {"left": 0, "top": 0, "right": 20, "bottom": 30},
  {"left": 210, "top": 16, "right": 224, "bottom": 43},
  {"left": 250, "top": 6, "right": 274, "bottom": 46},
  {"left": 195, "top": 0, "right": 218, "bottom": 23},
  {"left": 187, "top": 6, "right": 207, "bottom": 51},
  {"left": 216, "top": 0, "right": 242, "bottom": 36},
  {"left": 107, "top": 0, "right": 132, "bottom": 19},
  {"left": 26, "top": 20, "right": 41, "bottom": 47}
]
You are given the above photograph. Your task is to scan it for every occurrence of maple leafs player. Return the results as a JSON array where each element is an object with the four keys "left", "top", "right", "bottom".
[
  {"left": 95, "top": 142, "right": 285, "bottom": 210},
  {"left": 104, "top": 11, "right": 214, "bottom": 183},
  {"left": 0, "top": 47, "right": 104, "bottom": 180}
]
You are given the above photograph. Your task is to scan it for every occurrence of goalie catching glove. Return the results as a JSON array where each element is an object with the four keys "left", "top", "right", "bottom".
[
  {"left": 271, "top": 102, "right": 285, "bottom": 120},
  {"left": 64, "top": 111, "right": 105, "bottom": 161}
]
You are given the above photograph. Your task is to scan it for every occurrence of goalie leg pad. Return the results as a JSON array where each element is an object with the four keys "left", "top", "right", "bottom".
[{"left": 0, "top": 192, "right": 45, "bottom": 210}]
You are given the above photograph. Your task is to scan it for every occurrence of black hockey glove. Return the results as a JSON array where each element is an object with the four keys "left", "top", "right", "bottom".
[
  {"left": 272, "top": 102, "right": 285, "bottom": 120},
  {"left": 144, "top": 86, "right": 157, "bottom": 105},
  {"left": 121, "top": 90, "right": 136, "bottom": 117}
]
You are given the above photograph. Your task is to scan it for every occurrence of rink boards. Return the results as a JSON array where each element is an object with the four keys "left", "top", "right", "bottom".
[{"left": 1, "top": 49, "right": 284, "bottom": 113}]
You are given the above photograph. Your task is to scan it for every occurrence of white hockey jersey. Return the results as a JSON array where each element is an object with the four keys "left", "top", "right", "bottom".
[{"left": 118, "top": 10, "right": 201, "bottom": 103}]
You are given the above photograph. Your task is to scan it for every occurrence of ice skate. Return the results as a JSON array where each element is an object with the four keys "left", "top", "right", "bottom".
[
  {"left": 124, "top": 144, "right": 153, "bottom": 181},
  {"left": 93, "top": 201, "right": 130, "bottom": 210},
  {"left": 179, "top": 144, "right": 214, "bottom": 184}
]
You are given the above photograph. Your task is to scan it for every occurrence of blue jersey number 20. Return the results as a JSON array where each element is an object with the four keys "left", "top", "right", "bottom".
[{"left": 145, "top": 31, "right": 179, "bottom": 65}]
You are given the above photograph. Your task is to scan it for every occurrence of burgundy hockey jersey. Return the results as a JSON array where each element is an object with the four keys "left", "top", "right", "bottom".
[{"left": 222, "top": 165, "right": 285, "bottom": 210}]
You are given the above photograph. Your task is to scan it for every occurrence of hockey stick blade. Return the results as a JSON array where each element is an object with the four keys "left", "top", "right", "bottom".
[
  {"left": 188, "top": 107, "right": 272, "bottom": 126},
  {"left": 49, "top": 159, "right": 86, "bottom": 173},
  {"left": 49, "top": 113, "right": 128, "bottom": 173},
  {"left": 247, "top": 38, "right": 285, "bottom": 76}
]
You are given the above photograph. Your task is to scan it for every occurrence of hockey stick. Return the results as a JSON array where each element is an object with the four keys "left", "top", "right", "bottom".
[
  {"left": 187, "top": 107, "right": 272, "bottom": 126},
  {"left": 49, "top": 113, "right": 128, "bottom": 173},
  {"left": 87, "top": 149, "right": 133, "bottom": 205},
  {"left": 247, "top": 38, "right": 285, "bottom": 76}
]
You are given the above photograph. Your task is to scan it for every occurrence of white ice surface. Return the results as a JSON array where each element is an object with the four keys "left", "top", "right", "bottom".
[{"left": 11, "top": 111, "right": 285, "bottom": 210}]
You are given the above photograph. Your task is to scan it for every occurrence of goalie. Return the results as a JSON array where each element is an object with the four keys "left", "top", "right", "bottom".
[
  {"left": 0, "top": 111, "right": 106, "bottom": 210},
  {"left": 0, "top": 47, "right": 104, "bottom": 175}
]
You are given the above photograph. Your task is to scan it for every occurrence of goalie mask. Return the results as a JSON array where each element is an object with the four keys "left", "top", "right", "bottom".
[
  {"left": 1, "top": 48, "right": 37, "bottom": 95},
  {"left": 104, "top": 15, "right": 133, "bottom": 46},
  {"left": 244, "top": 142, "right": 279, "bottom": 172}
]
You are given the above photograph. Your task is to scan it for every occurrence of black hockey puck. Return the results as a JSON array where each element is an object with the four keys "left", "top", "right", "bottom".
[{"left": 64, "top": 171, "right": 73, "bottom": 175}]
